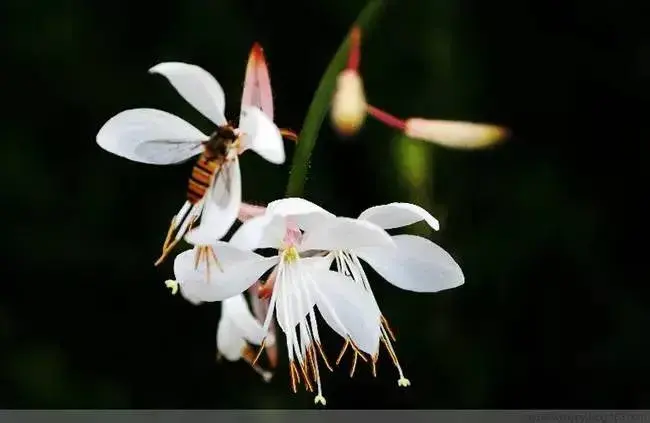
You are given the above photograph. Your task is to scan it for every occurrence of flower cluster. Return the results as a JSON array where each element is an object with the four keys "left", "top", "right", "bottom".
[{"left": 96, "top": 36, "right": 488, "bottom": 406}]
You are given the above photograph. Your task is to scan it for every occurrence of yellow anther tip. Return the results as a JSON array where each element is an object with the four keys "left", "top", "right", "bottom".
[
  {"left": 165, "top": 279, "right": 179, "bottom": 295},
  {"left": 314, "top": 395, "right": 327, "bottom": 406},
  {"left": 398, "top": 377, "right": 411, "bottom": 387},
  {"left": 282, "top": 246, "right": 300, "bottom": 263}
]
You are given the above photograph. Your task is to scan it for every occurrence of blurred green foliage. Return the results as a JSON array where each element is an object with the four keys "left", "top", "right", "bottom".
[{"left": 1, "top": 0, "right": 648, "bottom": 409}]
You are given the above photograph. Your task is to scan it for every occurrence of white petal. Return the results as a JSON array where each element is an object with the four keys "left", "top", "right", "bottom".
[
  {"left": 274, "top": 279, "right": 314, "bottom": 335},
  {"left": 353, "top": 234, "right": 464, "bottom": 292},
  {"left": 238, "top": 106, "right": 285, "bottom": 164},
  {"left": 299, "top": 217, "right": 395, "bottom": 252},
  {"left": 266, "top": 198, "right": 335, "bottom": 232},
  {"left": 149, "top": 62, "right": 227, "bottom": 126},
  {"left": 177, "top": 279, "right": 204, "bottom": 305},
  {"left": 273, "top": 260, "right": 325, "bottom": 333},
  {"left": 267, "top": 197, "right": 334, "bottom": 217},
  {"left": 185, "top": 157, "right": 241, "bottom": 244},
  {"left": 173, "top": 245, "right": 279, "bottom": 302},
  {"left": 96, "top": 109, "right": 206, "bottom": 164},
  {"left": 229, "top": 213, "right": 286, "bottom": 251},
  {"left": 300, "top": 256, "right": 333, "bottom": 271},
  {"left": 216, "top": 318, "right": 246, "bottom": 361},
  {"left": 358, "top": 202, "right": 440, "bottom": 231},
  {"left": 310, "top": 269, "right": 381, "bottom": 355},
  {"left": 222, "top": 294, "right": 267, "bottom": 345}
]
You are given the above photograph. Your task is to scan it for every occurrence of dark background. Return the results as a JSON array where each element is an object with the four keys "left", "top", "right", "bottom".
[{"left": 2, "top": 0, "right": 648, "bottom": 409}]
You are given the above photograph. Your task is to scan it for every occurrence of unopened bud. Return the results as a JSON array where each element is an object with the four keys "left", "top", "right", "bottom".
[
  {"left": 404, "top": 118, "right": 508, "bottom": 149},
  {"left": 331, "top": 69, "right": 367, "bottom": 136}
]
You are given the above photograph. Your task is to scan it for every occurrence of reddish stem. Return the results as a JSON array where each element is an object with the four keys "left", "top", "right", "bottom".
[
  {"left": 347, "top": 26, "right": 361, "bottom": 71},
  {"left": 367, "top": 105, "right": 407, "bottom": 131}
]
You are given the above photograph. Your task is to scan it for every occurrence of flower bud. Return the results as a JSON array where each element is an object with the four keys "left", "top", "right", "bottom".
[
  {"left": 331, "top": 69, "right": 367, "bottom": 136},
  {"left": 404, "top": 118, "right": 508, "bottom": 149}
]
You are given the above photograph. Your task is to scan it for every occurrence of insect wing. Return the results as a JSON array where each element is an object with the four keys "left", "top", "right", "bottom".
[
  {"left": 96, "top": 108, "right": 207, "bottom": 164},
  {"left": 199, "top": 157, "right": 241, "bottom": 241},
  {"left": 133, "top": 140, "right": 204, "bottom": 164}
]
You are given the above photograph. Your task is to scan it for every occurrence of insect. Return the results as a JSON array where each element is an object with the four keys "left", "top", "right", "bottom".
[
  {"left": 96, "top": 43, "right": 299, "bottom": 273},
  {"left": 187, "top": 126, "right": 238, "bottom": 204},
  {"left": 154, "top": 125, "right": 240, "bottom": 267},
  {"left": 153, "top": 44, "right": 299, "bottom": 267}
]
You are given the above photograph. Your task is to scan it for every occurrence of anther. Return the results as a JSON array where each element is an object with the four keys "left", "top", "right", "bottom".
[
  {"left": 398, "top": 377, "right": 411, "bottom": 387},
  {"left": 298, "top": 360, "right": 314, "bottom": 392},
  {"left": 350, "top": 353, "right": 358, "bottom": 377},
  {"left": 381, "top": 315, "right": 397, "bottom": 342},
  {"left": 371, "top": 353, "right": 378, "bottom": 378},
  {"left": 164, "top": 280, "right": 178, "bottom": 295},
  {"left": 155, "top": 215, "right": 198, "bottom": 266},
  {"left": 241, "top": 345, "right": 274, "bottom": 383},
  {"left": 336, "top": 339, "right": 350, "bottom": 366},
  {"left": 315, "top": 342, "right": 333, "bottom": 372},
  {"left": 162, "top": 217, "right": 176, "bottom": 252},
  {"left": 348, "top": 338, "right": 368, "bottom": 363},
  {"left": 307, "top": 345, "right": 319, "bottom": 382},
  {"left": 314, "top": 395, "right": 327, "bottom": 406},
  {"left": 251, "top": 338, "right": 267, "bottom": 366},
  {"left": 289, "top": 362, "right": 299, "bottom": 393}
]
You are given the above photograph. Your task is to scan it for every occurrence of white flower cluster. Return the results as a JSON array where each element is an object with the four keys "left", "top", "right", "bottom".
[{"left": 96, "top": 42, "right": 465, "bottom": 406}]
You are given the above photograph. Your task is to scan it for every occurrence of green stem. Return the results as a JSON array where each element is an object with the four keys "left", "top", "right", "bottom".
[{"left": 284, "top": 0, "right": 385, "bottom": 198}]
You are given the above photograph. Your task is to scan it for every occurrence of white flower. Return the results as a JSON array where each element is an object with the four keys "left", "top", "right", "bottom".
[
  {"left": 322, "top": 202, "right": 464, "bottom": 387},
  {"left": 96, "top": 60, "right": 286, "bottom": 266},
  {"left": 216, "top": 294, "right": 277, "bottom": 382},
  {"left": 166, "top": 277, "right": 277, "bottom": 382},
  {"left": 171, "top": 200, "right": 395, "bottom": 405}
]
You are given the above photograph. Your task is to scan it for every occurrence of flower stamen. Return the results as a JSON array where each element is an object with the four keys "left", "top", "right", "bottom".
[
  {"left": 349, "top": 353, "right": 358, "bottom": 377},
  {"left": 336, "top": 339, "right": 349, "bottom": 365},
  {"left": 155, "top": 206, "right": 200, "bottom": 266},
  {"left": 371, "top": 353, "right": 378, "bottom": 377},
  {"left": 381, "top": 315, "right": 397, "bottom": 342},
  {"left": 193, "top": 245, "right": 224, "bottom": 282},
  {"left": 334, "top": 251, "right": 411, "bottom": 386},
  {"left": 315, "top": 342, "right": 333, "bottom": 372},
  {"left": 240, "top": 344, "right": 273, "bottom": 383},
  {"left": 289, "top": 361, "right": 300, "bottom": 393},
  {"left": 282, "top": 246, "right": 300, "bottom": 263},
  {"left": 380, "top": 328, "right": 410, "bottom": 387},
  {"left": 298, "top": 357, "right": 314, "bottom": 392},
  {"left": 251, "top": 338, "right": 267, "bottom": 366},
  {"left": 349, "top": 338, "right": 368, "bottom": 362}
]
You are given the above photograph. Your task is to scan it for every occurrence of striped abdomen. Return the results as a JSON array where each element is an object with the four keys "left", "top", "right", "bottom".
[{"left": 187, "top": 154, "right": 220, "bottom": 204}]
